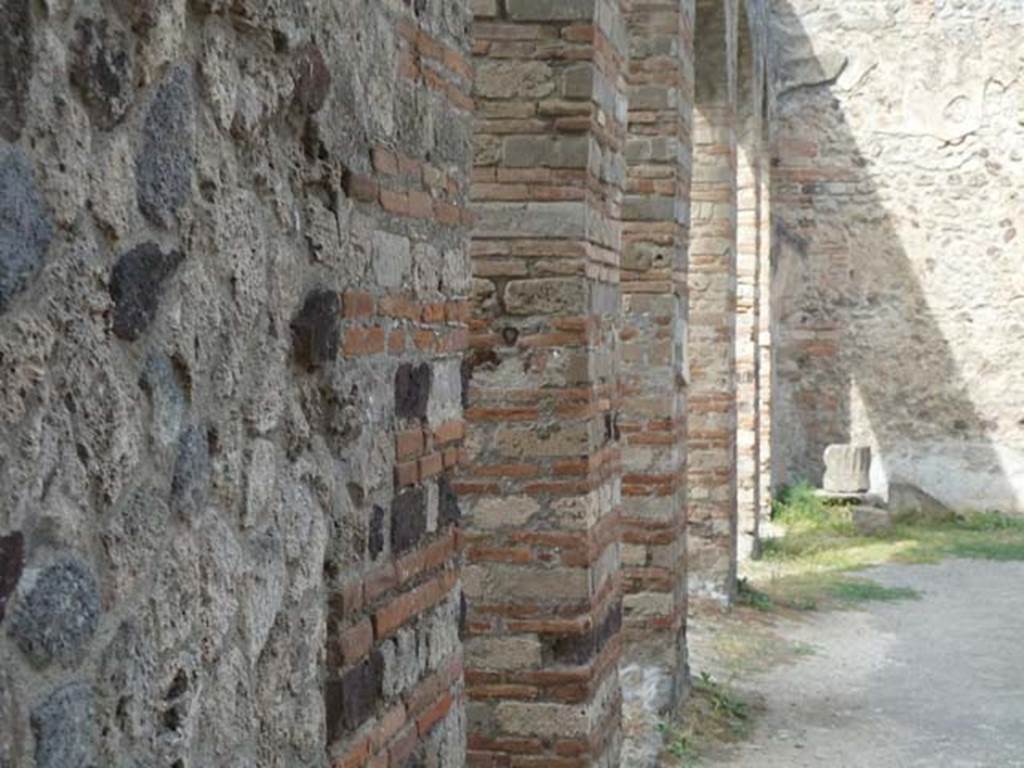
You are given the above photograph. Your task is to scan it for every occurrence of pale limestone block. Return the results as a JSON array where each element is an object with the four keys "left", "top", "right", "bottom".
[
  {"left": 465, "top": 635, "right": 542, "bottom": 672},
  {"left": 822, "top": 444, "right": 871, "bottom": 493},
  {"left": 466, "top": 496, "right": 540, "bottom": 530}
]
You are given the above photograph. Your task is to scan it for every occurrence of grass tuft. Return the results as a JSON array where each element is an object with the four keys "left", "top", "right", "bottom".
[
  {"left": 736, "top": 578, "right": 773, "bottom": 611},
  {"left": 749, "top": 486, "right": 1024, "bottom": 611},
  {"left": 660, "top": 673, "right": 754, "bottom": 766}
]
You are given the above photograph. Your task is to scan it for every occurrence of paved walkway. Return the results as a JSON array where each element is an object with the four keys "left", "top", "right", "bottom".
[{"left": 703, "top": 560, "right": 1024, "bottom": 767}]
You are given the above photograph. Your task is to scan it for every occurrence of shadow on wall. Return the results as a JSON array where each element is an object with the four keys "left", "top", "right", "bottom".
[{"left": 769, "top": 0, "right": 1021, "bottom": 512}]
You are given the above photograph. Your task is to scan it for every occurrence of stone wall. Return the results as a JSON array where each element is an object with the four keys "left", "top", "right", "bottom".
[
  {"left": 0, "top": 0, "right": 779, "bottom": 764},
  {"left": 771, "top": 0, "right": 1024, "bottom": 513},
  {"left": 0, "top": 1, "right": 471, "bottom": 766}
]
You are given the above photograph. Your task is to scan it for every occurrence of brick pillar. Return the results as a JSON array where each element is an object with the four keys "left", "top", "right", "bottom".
[
  {"left": 735, "top": 23, "right": 762, "bottom": 562},
  {"left": 325, "top": 9, "right": 473, "bottom": 768},
  {"left": 463, "top": 1, "right": 628, "bottom": 765},
  {"left": 619, "top": 0, "right": 694, "bottom": 709},
  {"left": 687, "top": 0, "right": 738, "bottom": 603},
  {"left": 757, "top": 150, "right": 774, "bottom": 531}
]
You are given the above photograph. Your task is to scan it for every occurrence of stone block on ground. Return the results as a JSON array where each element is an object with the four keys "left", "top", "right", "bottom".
[
  {"left": 888, "top": 482, "right": 955, "bottom": 523},
  {"left": 822, "top": 444, "right": 871, "bottom": 494},
  {"left": 850, "top": 505, "right": 892, "bottom": 535}
]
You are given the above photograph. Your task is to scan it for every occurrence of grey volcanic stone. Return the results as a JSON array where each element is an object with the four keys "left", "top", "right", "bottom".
[
  {"left": 0, "top": 0, "right": 30, "bottom": 142},
  {"left": 293, "top": 45, "right": 331, "bottom": 115},
  {"left": 395, "top": 363, "right": 432, "bottom": 419},
  {"left": 109, "top": 242, "right": 184, "bottom": 340},
  {"left": 137, "top": 65, "right": 195, "bottom": 228},
  {"left": 8, "top": 558, "right": 100, "bottom": 667},
  {"left": 0, "top": 148, "right": 54, "bottom": 314},
  {"left": 140, "top": 354, "right": 187, "bottom": 446},
  {"left": 31, "top": 683, "right": 97, "bottom": 768},
  {"left": 369, "top": 505, "right": 385, "bottom": 559},
  {"left": 391, "top": 487, "right": 426, "bottom": 554},
  {"left": 438, "top": 476, "right": 461, "bottom": 527},
  {"left": 0, "top": 667, "right": 13, "bottom": 767},
  {"left": 0, "top": 531, "right": 24, "bottom": 623},
  {"left": 324, "top": 651, "right": 384, "bottom": 743},
  {"left": 291, "top": 288, "right": 340, "bottom": 369},
  {"left": 171, "top": 425, "right": 211, "bottom": 521},
  {"left": 69, "top": 16, "right": 134, "bottom": 129}
]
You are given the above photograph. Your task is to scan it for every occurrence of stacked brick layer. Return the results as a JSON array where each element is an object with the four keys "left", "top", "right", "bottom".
[
  {"left": 464, "top": 0, "right": 629, "bottom": 764},
  {"left": 687, "top": 0, "right": 740, "bottom": 602},
  {"left": 757, "top": 157, "right": 773, "bottom": 533},
  {"left": 735, "top": 11, "right": 764, "bottom": 562},
  {"left": 619, "top": 0, "right": 694, "bottom": 699}
]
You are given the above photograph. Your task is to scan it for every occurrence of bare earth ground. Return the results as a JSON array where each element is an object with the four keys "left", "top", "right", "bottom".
[{"left": 689, "top": 560, "right": 1024, "bottom": 768}]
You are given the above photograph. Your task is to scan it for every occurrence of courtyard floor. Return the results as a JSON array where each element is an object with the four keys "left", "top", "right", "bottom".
[{"left": 685, "top": 558, "right": 1024, "bottom": 767}]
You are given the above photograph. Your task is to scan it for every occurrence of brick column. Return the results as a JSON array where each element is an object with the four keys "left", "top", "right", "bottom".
[
  {"left": 463, "top": 1, "right": 628, "bottom": 765},
  {"left": 687, "top": 0, "right": 738, "bottom": 603},
  {"left": 757, "top": 150, "right": 774, "bottom": 532},
  {"left": 320, "top": 9, "right": 473, "bottom": 768},
  {"left": 735, "top": 26, "right": 762, "bottom": 562},
  {"left": 620, "top": 0, "right": 694, "bottom": 708}
]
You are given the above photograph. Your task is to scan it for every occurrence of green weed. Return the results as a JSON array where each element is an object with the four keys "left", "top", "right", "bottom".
[
  {"left": 694, "top": 672, "right": 749, "bottom": 723},
  {"left": 749, "top": 486, "right": 1024, "bottom": 611},
  {"left": 736, "top": 578, "right": 773, "bottom": 611},
  {"left": 659, "top": 673, "right": 756, "bottom": 766}
]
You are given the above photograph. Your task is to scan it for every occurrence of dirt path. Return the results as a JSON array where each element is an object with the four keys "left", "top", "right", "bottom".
[{"left": 692, "top": 560, "right": 1024, "bottom": 768}]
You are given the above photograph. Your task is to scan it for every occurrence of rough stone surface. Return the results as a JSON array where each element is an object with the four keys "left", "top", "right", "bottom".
[
  {"left": 8, "top": 558, "right": 100, "bottom": 668},
  {"left": 822, "top": 444, "right": 871, "bottom": 494},
  {"left": 0, "top": 148, "right": 54, "bottom": 314},
  {"left": 438, "top": 476, "right": 461, "bottom": 527},
  {"left": 771, "top": 0, "right": 1024, "bottom": 513},
  {"left": 69, "top": 16, "right": 134, "bottom": 129},
  {"left": 0, "top": 667, "right": 14, "bottom": 766},
  {"left": 292, "top": 45, "right": 331, "bottom": 115},
  {"left": 0, "top": 0, "right": 30, "bottom": 141},
  {"left": 31, "top": 683, "right": 97, "bottom": 768},
  {"left": 325, "top": 651, "right": 384, "bottom": 742}
]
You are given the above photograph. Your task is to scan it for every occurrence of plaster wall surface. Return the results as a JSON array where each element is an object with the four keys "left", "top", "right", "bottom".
[{"left": 771, "top": 0, "right": 1024, "bottom": 512}]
